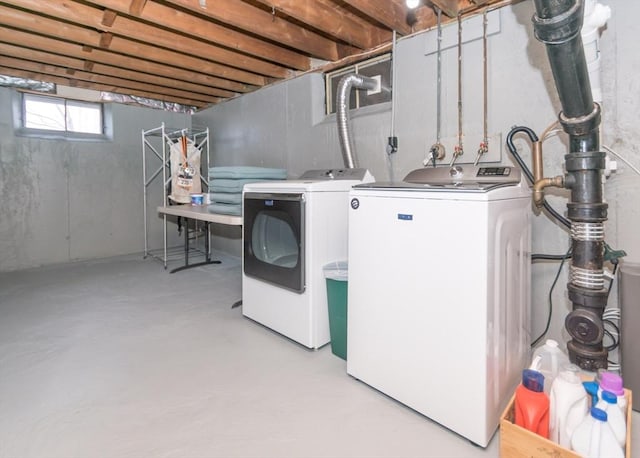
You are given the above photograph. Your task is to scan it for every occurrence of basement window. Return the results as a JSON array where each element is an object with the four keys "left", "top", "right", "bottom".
[
  {"left": 15, "top": 92, "right": 112, "bottom": 140},
  {"left": 325, "top": 54, "right": 392, "bottom": 115}
]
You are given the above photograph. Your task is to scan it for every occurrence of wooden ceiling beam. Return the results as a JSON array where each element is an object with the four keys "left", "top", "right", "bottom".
[
  {"left": 0, "top": 40, "right": 237, "bottom": 99},
  {"left": 0, "top": 4, "right": 267, "bottom": 87},
  {"left": 0, "top": 26, "right": 251, "bottom": 94},
  {"left": 101, "top": 8, "right": 118, "bottom": 27},
  {"left": 431, "top": 0, "right": 466, "bottom": 17},
  {"left": 2, "top": 0, "right": 293, "bottom": 78},
  {"left": 98, "top": 32, "right": 113, "bottom": 48},
  {"left": 164, "top": 0, "right": 342, "bottom": 61},
  {"left": 254, "top": 0, "right": 391, "bottom": 50},
  {"left": 0, "top": 54, "right": 222, "bottom": 104},
  {"left": 88, "top": 0, "right": 312, "bottom": 70},
  {"left": 412, "top": 4, "right": 437, "bottom": 31},
  {"left": 128, "top": 0, "right": 147, "bottom": 15},
  {"left": 0, "top": 65, "right": 209, "bottom": 107},
  {"left": 342, "top": 0, "right": 412, "bottom": 36}
]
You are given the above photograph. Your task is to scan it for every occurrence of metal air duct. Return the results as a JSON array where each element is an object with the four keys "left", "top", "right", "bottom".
[
  {"left": 532, "top": 0, "right": 609, "bottom": 370},
  {"left": 336, "top": 74, "right": 377, "bottom": 169}
]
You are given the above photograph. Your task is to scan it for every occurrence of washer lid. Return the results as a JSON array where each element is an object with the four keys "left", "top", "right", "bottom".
[{"left": 356, "top": 165, "right": 522, "bottom": 192}]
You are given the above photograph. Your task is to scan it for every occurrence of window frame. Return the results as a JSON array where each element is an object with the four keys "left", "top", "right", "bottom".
[
  {"left": 325, "top": 53, "right": 392, "bottom": 116},
  {"left": 13, "top": 91, "right": 113, "bottom": 142}
]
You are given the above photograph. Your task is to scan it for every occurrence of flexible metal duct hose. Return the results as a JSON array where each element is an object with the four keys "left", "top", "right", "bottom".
[
  {"left": 533, "top": 0, "right": 609, "bottom": 370},
  {"left": 336, "top": 74, "right": 377, "bottom": 169}
]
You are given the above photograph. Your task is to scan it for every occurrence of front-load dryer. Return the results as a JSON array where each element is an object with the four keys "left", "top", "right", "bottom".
[
  {"left": 347, "top": 165, "right": 531, "bottom": 447},
  {"left": 243, "top": 168, "right": 374, "bottom": 349}
]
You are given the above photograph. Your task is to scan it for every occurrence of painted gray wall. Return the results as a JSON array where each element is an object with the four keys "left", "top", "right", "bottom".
[
  {"left": 0, "top": 88, "right": 189, "bottom": 271},
  {"left": 193, "top": 0, "right": 639, "bottom": 345}
]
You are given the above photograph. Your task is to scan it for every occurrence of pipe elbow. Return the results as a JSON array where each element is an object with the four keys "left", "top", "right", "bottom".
[{"left": 533, "top": 176, "right": 565, "bottom": 208}]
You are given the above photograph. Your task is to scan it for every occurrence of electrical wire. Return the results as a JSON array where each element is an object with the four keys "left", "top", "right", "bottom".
[
  {"left": 603, "top": 308, "right": 621, "bottom": 320},
  {"left": 603, "top": 319, "right": 620, "bottom": 352},
  {"left": 532, "top": 253, "right": 573, "bottom": 261},
  {"left": 606, "top": 260, "right": 619, "bottom": 300},
  {"left": 540, "top": 120, "right": 560, "bottom": 141},
  {"left": 531, "top": 247, "right": 572, "bottom": 348},
  {"left": 603, "top": 144, "right": 640, "bottom": 177}
]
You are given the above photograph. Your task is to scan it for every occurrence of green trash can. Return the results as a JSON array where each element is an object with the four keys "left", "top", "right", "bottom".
[{"left": 324, "top": 261, "right": 348, "bottom": 360}]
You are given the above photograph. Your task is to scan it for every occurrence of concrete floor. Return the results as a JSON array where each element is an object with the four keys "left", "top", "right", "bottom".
[{"left": 0, "top": 253, "right": 637, "bottom": 458}]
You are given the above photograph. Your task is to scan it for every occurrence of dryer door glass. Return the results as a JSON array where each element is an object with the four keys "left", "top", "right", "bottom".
[
  {"left": 244, "top": 193, "right": 305, "bottom": 293},
  {"left": 252, "top": 212, "right": 298, "bottom": 268}
]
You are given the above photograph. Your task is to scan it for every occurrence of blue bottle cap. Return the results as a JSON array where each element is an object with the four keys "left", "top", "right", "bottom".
[
  {"left": 591, "top": 407, "right": 608, "bottom": 422},
  {"left": 602, "top": 390, "right": 618, "bottom": 404},
  {"left": 583, "top": 381, "right": 599, "bottom": 396},
  {"left": 522, "top": 369, "right": 545, "bottom": 393}
]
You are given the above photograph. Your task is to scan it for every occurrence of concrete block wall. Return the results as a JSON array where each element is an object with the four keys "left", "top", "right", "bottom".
[{"left": 0, "top": 89, "right": 190, "bottom": 271}]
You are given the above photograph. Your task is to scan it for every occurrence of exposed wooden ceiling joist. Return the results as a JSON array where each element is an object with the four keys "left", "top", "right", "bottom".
[
  {"left": 164, "top": 0, "right": 345, "bottom": 61},
  {"left": 128, "top": 0, "right": 148, "bottom": 16},
  {"left": 0, "top": 54, "right": 221, "bottom": 104},
  {"left": 253, "top": 0, "right": 392, "bottom": 50},
  {"left": 0, "top": 0, "right": 509, "bottom": 109},
  {"left": 0, "top": 66, "right": 209, "bottom": 107},
  {"left": 343, "top": 0, "right": 413, "bottom": 36},
  {"left": 0, "top": 41, "right": 236, "bottom": 99},
  {"left": 0, "top": 26, "right": 251, "bottom": 95},
  {"left": 1, "top": 0, "right": 292, "bottom": 78},
  {"left": 0, "top": 4, "right": 268, "bottom": 86},
  {"left": 84, "top": 0, "right": 311, "bottom": 70}
]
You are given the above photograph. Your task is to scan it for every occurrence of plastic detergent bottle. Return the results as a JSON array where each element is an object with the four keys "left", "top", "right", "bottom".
[
  {"left": 549, "top": 364, "right": 589, "bottom": 448},
  {"left": 598, "top": 371, "right": 627, "bottom": 414},
  {"left": 515, "top": 369, "right": 550, "bottom": 438},
  {"left": 571, "top": 407, "right": 624, "bottom": 458},
  {"left": 595, "top": 390, "right": 626, "bottom": 448},
  {"left": 531, "top": 339, "right": 570, "bottom": 395}
]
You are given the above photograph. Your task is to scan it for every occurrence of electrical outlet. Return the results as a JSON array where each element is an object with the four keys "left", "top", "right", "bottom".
[{"left": 367, "top": 75, "right": 382, "bottom": 95}]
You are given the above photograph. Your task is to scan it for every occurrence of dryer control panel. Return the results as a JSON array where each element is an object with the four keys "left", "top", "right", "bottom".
[{"left": 299, "top": 168, "right": 371, "bottom": 181}]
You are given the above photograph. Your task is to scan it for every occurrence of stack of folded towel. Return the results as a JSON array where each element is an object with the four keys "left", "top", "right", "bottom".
[{"left": 208, "top": 166, "right": 287, "bottom": 215}]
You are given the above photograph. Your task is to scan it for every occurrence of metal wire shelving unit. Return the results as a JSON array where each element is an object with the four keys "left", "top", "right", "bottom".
[{"left": 142, "top": 123, "right": 210, "bottom": 268}]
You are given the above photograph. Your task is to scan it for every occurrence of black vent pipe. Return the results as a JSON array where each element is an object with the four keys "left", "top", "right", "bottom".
[{"left": 532, "top": 0, "right": 609, "bottom": 370}]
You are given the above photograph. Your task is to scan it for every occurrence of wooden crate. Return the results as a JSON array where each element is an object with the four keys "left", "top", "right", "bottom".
[{"left": 500, "top": 389, "right": 632, "bottom": 458}]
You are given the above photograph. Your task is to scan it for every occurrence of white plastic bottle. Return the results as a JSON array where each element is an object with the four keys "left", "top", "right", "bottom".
[
  {"left": 595, "top": 390, "right": 626, "bottom": 448},
  {"left": 531, "top": 339, "right": 570, "bottom": 395},
  {"left": 549, "top": 364, "right": 589, "bottom": 447},
  {"left": 597, "top": 371, "right": 628, "bottom": 414},
  {"left": 571, "top": 407, "right": 624, "bottom": 458}
]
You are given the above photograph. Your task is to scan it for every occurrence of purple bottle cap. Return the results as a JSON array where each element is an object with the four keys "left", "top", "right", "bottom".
[{"left": 600, "top": 372, "right": 624, "bottom": 396}]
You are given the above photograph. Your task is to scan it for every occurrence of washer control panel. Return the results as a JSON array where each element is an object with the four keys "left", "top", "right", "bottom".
[
  {"left": 476, "top": 167, "right": 511, "bottom": 177},
  {"left": 391, "top": 165, "right": 521, "bottom": 191}
]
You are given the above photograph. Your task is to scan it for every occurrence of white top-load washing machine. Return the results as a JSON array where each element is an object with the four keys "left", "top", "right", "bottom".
[
  {"left": 347, "top": 165, "right": 531, "bottom": 447},
  {"left": 243, "top": 168, "right": 374, "bottom": 349}
]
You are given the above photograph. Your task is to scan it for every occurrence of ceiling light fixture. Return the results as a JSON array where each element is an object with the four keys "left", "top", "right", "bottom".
[
  {"left": 198, "top": 0, "right": 207, "bottom": 8},
  {"left": 406, "top": 0, "right": 420, "bottom": 9}
]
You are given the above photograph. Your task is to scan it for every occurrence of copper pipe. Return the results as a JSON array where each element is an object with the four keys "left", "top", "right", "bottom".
[
  {"left": 533, "top": 176, "right": 564, "bottom": 208},
  {"left": 532, "top": 140, "right": 543, "bottom": 184}
]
